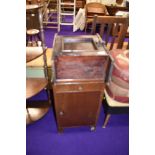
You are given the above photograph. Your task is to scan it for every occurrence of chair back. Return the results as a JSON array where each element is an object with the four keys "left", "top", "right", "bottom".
[
  {"left": 85, "top": 2, "right": 109, "bottom": 18},
  {"left": 91, "top": 15, "right": 129, "bottom": 50}
]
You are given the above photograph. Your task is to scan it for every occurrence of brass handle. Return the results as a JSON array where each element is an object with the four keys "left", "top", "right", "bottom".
[{"left": 59, "top": 111, "right": 64, "bottom": 116}]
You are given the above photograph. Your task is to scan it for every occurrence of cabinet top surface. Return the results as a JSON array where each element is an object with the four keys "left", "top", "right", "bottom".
[{"left": 53, "top": 34, "right": 108, "bottom": 57}]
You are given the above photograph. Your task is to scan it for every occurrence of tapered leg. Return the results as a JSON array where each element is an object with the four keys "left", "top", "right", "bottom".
[
  {"left": 102, "top": 113, "right": 111, "bottom": 128},
  {"left": 58, "top": 127, "right": 64, "bottom": 133}
]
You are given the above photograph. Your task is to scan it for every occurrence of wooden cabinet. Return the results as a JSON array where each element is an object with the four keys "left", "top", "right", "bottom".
[
  {"left": 52, "top": 34, "right": 110, "bottom": 132},
  {"left": 53, "top": 81, "right": 105, "bottom": 132}
]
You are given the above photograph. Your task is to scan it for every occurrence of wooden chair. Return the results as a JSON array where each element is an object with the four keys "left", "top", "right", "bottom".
[
  {"left": 26, "top": 4, "right": 51, "bottom": 124},
  {"left": 85, "top": 2, "right": 109, "bottom": 32},
  {"left": 91, "top": 15, "right": 129, "bottom": 50},
  {"left": 102, "top": 49, "right": 129, "bottom": 128}
]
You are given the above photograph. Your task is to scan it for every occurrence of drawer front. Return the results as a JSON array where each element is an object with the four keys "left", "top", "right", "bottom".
[{"left": 53, "top": 82, "right": 105, "bottom": 92}]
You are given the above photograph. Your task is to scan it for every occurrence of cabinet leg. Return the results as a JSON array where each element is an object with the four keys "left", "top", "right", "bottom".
[
  {"left": 102, "top": 113, "right": 111, "bottom": 128},
  {"left": 58, "top": 127, "right": 64, "bottom": 133}
]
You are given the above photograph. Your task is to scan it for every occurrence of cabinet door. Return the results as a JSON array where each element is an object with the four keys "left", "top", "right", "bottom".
[{"left": 54, "top": 83, "right": 104, "bottom": 127}]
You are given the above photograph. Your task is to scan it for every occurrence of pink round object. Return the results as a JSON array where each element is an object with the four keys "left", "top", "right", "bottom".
[{"left": 110, "top": 49, "right": 129, "bottom": 83}]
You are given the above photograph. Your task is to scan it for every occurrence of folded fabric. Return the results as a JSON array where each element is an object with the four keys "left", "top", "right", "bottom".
[
  {"left": 106, "top": 49, "right": 129, "bottom": 103},
  {"left": 110, "top": 49, "right": 129, "bottom": 82},
  {"left": 73, "top": 8, "right": 86, "bottom": 32},
  {"left": 111, "top": 74, "right": 129, "bottom": 89}
]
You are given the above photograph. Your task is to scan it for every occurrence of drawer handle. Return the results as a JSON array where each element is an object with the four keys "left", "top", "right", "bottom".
[
  {"left": 78, "top": 86, "right": 83, "bottom": 90},
  {"left": 59, "top": 111, "right": 64, "bottom": 116}
]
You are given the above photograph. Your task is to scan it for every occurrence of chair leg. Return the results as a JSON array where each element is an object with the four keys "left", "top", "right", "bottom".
[
  {"left": 102, "top": 113, "right": 111, "bottom": 128},
  {"left": 46, "top": 85, "right": 51, "bottom": 106}
]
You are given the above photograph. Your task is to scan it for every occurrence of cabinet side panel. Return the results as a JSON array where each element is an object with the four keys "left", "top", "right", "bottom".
[{"left": 55, "top": 56, "right": 108, "bottom": 80}]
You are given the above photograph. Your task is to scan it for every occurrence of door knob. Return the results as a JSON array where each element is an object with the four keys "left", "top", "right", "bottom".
[{"left": 78, "top": 86, "right": 83, "bottom": 90}]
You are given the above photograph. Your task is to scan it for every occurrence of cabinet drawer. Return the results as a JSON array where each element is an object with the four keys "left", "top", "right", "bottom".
[{"left": 53, "top": 82, "right": 105, "bottom": 92}]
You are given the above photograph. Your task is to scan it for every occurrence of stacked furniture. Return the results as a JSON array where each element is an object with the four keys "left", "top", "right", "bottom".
[
  {"left": 42, "top": 0, "right": 59, "bottom": 30},
  {"left": 26, "top": 4, "right": 51, "bottom": 124},
  {"left": 58, "top": 0, "right": 76, "bottom": 31}
]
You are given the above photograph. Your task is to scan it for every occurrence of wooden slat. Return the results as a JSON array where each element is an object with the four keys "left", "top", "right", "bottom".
[
  {"left": 26, "top": 78, "right": 48, "bottom": 99},
  {"left": 96, "top": 16, "right": 128, "bottom": 24},
  {"left": 110, "top": 23, "right": 119, "bottom": 50},
  {"left": 105, "top": 23, "right": 112, "bottom": 45},
  {"left": 106, "top": 42, "right": 128, "bottom": 50},
  {"left": 91, "top": 15, "right": 129, "bottom": 50},
  {"left": 91, "top": 15, "right": 97, "bottom": 34},
  {"left": 99, "top": 23, "right": 105, "bottom": 38},
  {"left": 117, "top": 23, "right": 128, "bottom": 48}
]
